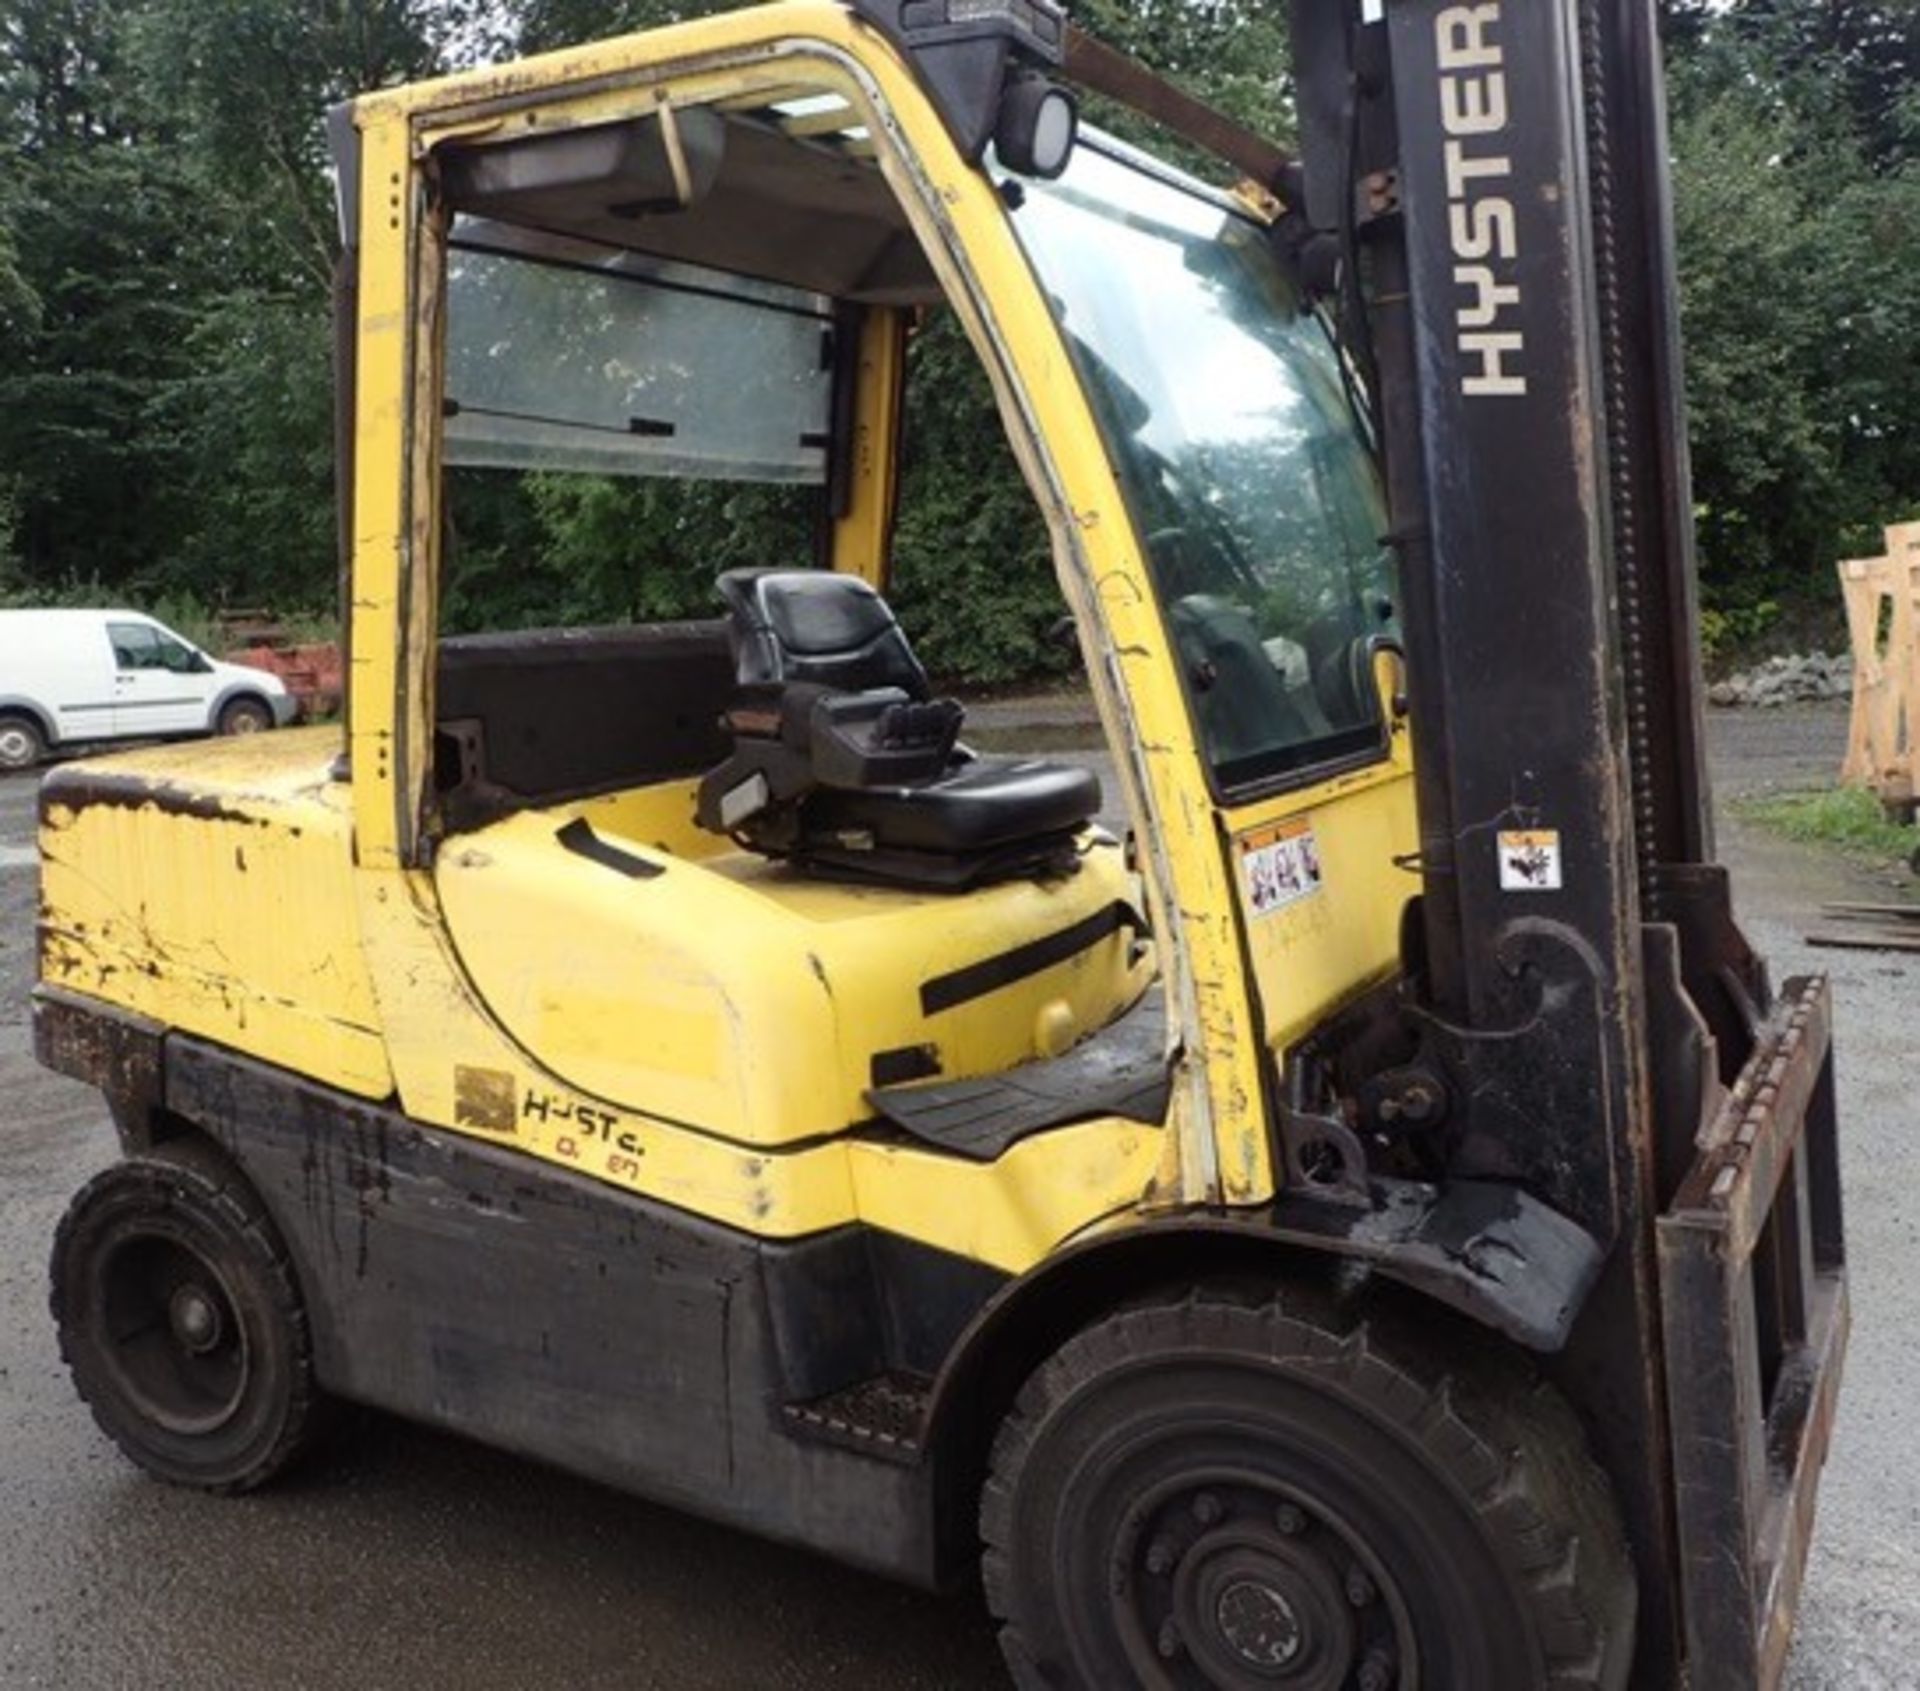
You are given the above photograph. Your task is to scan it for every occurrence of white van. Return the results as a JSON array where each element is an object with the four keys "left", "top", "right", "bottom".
[{"left": 0, "top": 609, "right": 296, "bottom": 771}]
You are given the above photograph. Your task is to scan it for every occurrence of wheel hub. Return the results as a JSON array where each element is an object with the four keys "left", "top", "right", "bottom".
[
  {"left": 97, "top": 1232, "right": 249, "bottom": 1436},
  {"left": 168, "top": 1283, "right": 225, "bottom": 1354},
  {"left": 1125, "top": 1476, "right": 1410, "bottom": 1689},
  {"left": 1214, "top": 1577, "right": 1302, "bottom": 1669},
  {"left": 1175, "top": 1533, "right": 1353, "bottom": 1686}
]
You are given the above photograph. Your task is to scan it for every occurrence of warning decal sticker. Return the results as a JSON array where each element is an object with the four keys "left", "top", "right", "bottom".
[
  {"left": 1240, "top": 818, "right": 1324, "bottom": 918},
  {"left": 1498, "top": 829, "right": 1564, "bottom": 892}
]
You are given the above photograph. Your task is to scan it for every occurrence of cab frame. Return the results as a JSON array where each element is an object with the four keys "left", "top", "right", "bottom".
[{"left": 331, "top": 0, "right": 1417, "bottom": 1226}]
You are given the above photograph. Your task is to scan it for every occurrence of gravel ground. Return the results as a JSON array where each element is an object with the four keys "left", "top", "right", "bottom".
[{"left": 0, "top": 702, "right": 1914, "bottom": 1689}]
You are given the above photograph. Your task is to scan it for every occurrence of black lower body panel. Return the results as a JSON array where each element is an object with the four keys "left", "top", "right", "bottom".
[{"left": 159, "top": 1035, "right": 1005, "bottom": 1588}]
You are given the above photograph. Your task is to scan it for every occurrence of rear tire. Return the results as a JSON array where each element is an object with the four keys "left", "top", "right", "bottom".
[
  {"left": 981, "top": 1288, "right": 1634, "bottom": 1691},
  {"left": 216, "top": 696, "right": 272, "bottom": 736},
  {"left": 0, "top": 712, "right": 46, "bottom": 771},
  {"left": 50, "top": 1139, "right": 325, "bottom": 1493}
]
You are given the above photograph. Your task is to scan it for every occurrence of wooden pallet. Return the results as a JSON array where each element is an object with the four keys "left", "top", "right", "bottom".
[
  {"left": 1805, "top": 901, "right": 1920, "bottom": 953},
  {"left": 1838, "top": 529, "right": 1920, "bottom": 810}
]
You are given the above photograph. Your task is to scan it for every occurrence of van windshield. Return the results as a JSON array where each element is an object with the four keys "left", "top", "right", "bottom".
[{"left": 1007, "top": 138, "right": 1397, "bottom": 794}]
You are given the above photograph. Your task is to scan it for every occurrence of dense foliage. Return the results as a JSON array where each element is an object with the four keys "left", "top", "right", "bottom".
[{"left": 0, "top": 0, "right": 1914, "bottom": 678}]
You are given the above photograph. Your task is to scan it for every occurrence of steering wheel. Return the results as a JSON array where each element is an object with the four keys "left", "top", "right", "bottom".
[{"left": 1143, "top": 525, "right": 1193, "bottom": 574}]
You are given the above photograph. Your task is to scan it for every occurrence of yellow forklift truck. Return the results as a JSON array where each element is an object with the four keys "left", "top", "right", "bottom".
[{"left": 32, "top": 3, "right": 1846, "bottom": 1686}]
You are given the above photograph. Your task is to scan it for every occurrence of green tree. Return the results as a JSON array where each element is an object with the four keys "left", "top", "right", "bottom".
[
  {"left": 514, "top": 0, "right": 753, "bottom": 54},
  {"left": 890, "top": 315, "right": 1061, "bottom": 685},
  {"left": 10, "top": 0, "right": 1917, "bottom": 673},
  {"left": 0, "top": 0, "right": 212, "bottom": 591},
  {"left": 1669, "top": 88, "right": 1847, "bottom": 592},
  {"left": 0, "top": 0, "right": 503, "bottom": 609},
  {"left": 1667, "top": 3, "right": 1920, "bottom": 626}
]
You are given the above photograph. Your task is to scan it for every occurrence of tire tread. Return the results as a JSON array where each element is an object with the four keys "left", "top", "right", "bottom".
[
  {"left": 49, "top": 1138, "right": 324, "bottom": 1494},
  {"left": 980, "top": 1284, "right": 1634, "bottom": 1690}
]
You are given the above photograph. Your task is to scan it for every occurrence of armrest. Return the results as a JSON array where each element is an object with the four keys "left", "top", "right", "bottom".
[{"left": 810, "top": 691, "right": 962, "bottom": 789}]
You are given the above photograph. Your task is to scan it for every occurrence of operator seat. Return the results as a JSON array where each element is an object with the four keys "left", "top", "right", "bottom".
[{"left": 696, "top": 569, "right": 1100, "bottom": 890}]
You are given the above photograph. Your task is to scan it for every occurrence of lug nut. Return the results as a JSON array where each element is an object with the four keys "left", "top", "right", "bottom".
[
  {"left": 1157, "top": 1619, "right": 1184, "bottom": 1660},
  {"left": 1345, "top": 1566, "right": 1376, "bottom": 1608},
  {"left": 1191, "top": 1492, "right": 1223, "bottom": 1527},
  {"left": 1274, "top": 1503, "right": 1306, "bottom": 1535},
  {"left": 1145, "top": 1537, "right": 1176, "bottom": 1576},
  {"left": 1358, "top": 1646, "right": 1395, "bottom": 1691}
]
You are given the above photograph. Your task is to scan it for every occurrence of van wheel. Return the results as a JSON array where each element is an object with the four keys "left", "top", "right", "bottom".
[
  {"left": 0, "top": 712, "right": 45, "bottom": 770},
  {"left": 50, "top": 1139, "right": 326, "bottom": 1493},
  {"left": 217, "top": 697, "right": 272, "bottom": 736},
  {"left": 981, "top": 1288, "right": 1635, "bottom": 1691}
]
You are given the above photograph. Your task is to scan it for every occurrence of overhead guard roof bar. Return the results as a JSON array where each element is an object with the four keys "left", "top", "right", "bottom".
[
  {"left": 850, "top": 0, "right": 1293, "bottom": 190},
  {"left": 1061, "top": 27, "right": 1295, "bottom": 195}
]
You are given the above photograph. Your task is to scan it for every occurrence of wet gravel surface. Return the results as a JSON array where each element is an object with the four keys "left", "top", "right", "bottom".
[{"left": 1, "top": 703, "right": 1915, "bottom": 1689}]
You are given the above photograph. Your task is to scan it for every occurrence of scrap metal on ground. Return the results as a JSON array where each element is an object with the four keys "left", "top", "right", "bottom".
[{"left": 216, "top": 610, "right": 343, "bottom": 720}]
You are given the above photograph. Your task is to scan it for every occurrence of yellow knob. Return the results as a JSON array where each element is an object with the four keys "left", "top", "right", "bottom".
[{"left": 1035, "top": 999, "right": 1077, "bottom": 1059}]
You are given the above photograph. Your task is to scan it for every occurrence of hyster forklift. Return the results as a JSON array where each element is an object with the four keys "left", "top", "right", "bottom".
[{"left": 32, "top": 3, "right": 1848, "bottom": 1687}]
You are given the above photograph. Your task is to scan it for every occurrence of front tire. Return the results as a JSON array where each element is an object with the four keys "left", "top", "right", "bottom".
[
  {"left": 216, "top": 696, "right": 273, "bottom": 736},
  {"left": 981, "top": 1289, "right": 1634, "bottom": 1691},
  {"left": 50, "top": 1140, "right": 325, "bottom": 1493},
  {"left": 0, "top": 712, "right": 46, "bottom": 771}
]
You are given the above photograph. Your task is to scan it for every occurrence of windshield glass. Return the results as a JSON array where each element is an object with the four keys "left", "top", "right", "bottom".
[{"left": 1009, "top": 139, "right": 1397, "bottom": 794}]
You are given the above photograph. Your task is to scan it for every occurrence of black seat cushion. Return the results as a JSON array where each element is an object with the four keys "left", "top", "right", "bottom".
[{"left": 812, "top": 758, "right": 1100, "bottom": 855}]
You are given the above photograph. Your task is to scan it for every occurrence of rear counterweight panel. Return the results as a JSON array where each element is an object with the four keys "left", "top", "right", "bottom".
[{"left": 68, "top": 1013, "right": 1005, "bottom": 1588}]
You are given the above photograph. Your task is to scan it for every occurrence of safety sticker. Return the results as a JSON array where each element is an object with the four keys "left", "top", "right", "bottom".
[
  {"left": 1498, "top": 829, "right": 1564, "bottom": 893},
  {"left": 1240, "top": 818, "right": 1323, "bottom": 917}
]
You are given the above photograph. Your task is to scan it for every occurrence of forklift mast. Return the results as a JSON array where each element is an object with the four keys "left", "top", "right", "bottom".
[{"left": 1289, "top": 2, "right": 1848, "bottom": 1684}]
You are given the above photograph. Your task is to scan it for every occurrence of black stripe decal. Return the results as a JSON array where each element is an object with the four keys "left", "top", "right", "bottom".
[
  {"left": 920, "top": 902, "right": 1135, "bottom": 1017},
  {"left": 59, "top": 698, "right": 200, "bottom": 713},
  {"left": 556, "top": 818, "right": 664, "bottom": 880},
  {"left": 89, "top": 696, "right": 203, "bottom": 711},
  {"left": 870, "top": 1043, "right": 942, "bottom": 1087}
]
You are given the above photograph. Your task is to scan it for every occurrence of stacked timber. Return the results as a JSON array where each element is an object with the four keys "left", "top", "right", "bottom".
[
  {"left": 1807, "top": 903, "right": 1920, "bottom": 954},
  {"left": 1837, "top": 524, "right": 1920, "bottom": 823}
]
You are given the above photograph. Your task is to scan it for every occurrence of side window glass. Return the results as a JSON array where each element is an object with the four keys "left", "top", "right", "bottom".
[
  {"left": 153, "top": 632, "right": 197, "bottom": 674},
  {"left": 109, "top": 622, "right": 161, "bottom": 671},
  {"left": 438, "top": 222, "right": 829, "bottom": 639}
]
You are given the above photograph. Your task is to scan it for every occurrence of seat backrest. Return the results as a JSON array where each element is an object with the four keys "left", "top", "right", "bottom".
[{"left": 718, "top": 569, "right": 929, "bottom": 699}]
